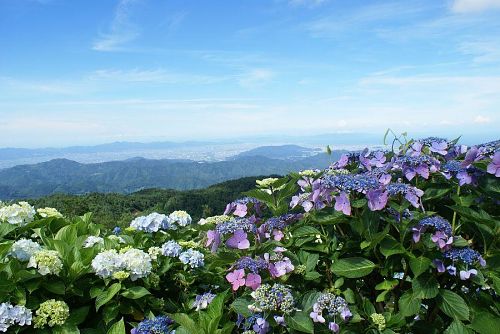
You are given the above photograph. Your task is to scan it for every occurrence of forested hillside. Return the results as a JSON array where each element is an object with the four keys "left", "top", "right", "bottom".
[{"left": 28, "top": 176, "right": 267, "bottom": 228}]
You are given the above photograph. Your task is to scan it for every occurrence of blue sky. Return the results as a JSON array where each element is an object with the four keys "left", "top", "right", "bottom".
[{"left": 0, "top": 0, "right": 499, "bottom": 147}]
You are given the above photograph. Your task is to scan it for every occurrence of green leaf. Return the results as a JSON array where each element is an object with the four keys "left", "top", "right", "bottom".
[
  {"left": 292, "top": 226, "right": 321, "bottom": 237},
  {"left": 380, "top": 236, "right": 406, "bottom": 257},
  {"left": 376, "top": 290, "right": 389, "bottom": 302},
  {"left": 107, "top": 318, "right": 125, "bottom": 334},
  {"left": 299, "top": 291, "right": 321, "bottom": 313},
  {"left": 398, "top": 291, "right": 421, "bottom": 317},
  {"left": 410, "top": 256, "right": 431, "bottom": 278},
  {"left": 0, "top": 224, "right": 17, "bottom": 239},
  {"left": 95, "top": 283, "right": 121, "bottom": 311},
  {"left": 52, "top": 324, "right": 80, "bottom": 334},
  {"left": 42, "top": 280, "right": 66, "bottom": 295},
  {"left": 470, "top": 311, "right": 500, "bottom": 334},
  {"left": 412, "top": 275, "right": 439, "bottom": 299},
  {"left": 66, "top": 306, "right": 90, "bottom": 326},
  {"left": 169, "top": 313, "right": 200, "bottom": 334},
  {"left": 121, "top": 286, "right": 150, "bottom": 299},
  {"left": 439, "top": 289, "right": 469, "bottom": 321},
  {"left": 230, "top": 298, "right": 252, "bottom": 318},
  {"left": 375, "top": 279, "right": 398, "bottom": 290},
  {"left": 444, "top": 321, "right": 470, "bottom": 334},
  {"left": 286, "top": 311, "right": 314, "bottom": 333},
  {"left": 331, "top": 257, "right": 375, "bottom": 278}
]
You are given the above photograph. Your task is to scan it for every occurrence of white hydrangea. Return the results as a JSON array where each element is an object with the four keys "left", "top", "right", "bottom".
[
  {"left": 10, "top": 239, "right": 42, "bottom": 261},
  {"left": 91, "top": 249, "right": 125, "bottom": 279},
  {"left": 121, "top": 249, "right": 152, "bottom": 281},
  {"left": 107, "top": 235, "right": 126, "bottom": 244},
  {"left": 36, "top": 207, "right": 63, "bottom": 218},
  {"left": 129, "top": 212, "right": 170, "bottom": 232},
  {"left": 91, "top": 248, "right": 152, "bottom": 281},
  {"left": 0, "top": 202, "right": 35, "bottom": 226},
  {"left": 148, "top": 246, "right": 162, "bottom": 261},
  {"left": 83, "top": 236, "right": 104, "bottom": 248},
  {"left": 27, "top": 250, "right": 63, "bottom": 276},
  {"left": 169, "top": 210, "right": 192, "bottom": 227},
  {"left": 198, "top": 215, "right": 231, "bottom": 225},
  {"left": 0, "top": 302, "right": 32, "bottom": 332}
]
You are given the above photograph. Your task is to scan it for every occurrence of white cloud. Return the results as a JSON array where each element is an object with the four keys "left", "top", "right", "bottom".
[
  {"left": 473, "top": 115, "right": 492, "bottom": 123},
  {"left": 92, "top": 0, "right": 141, "bottom": 52},
  {"left": 451, "top": 0, "right": 500, "bottom": 13}
]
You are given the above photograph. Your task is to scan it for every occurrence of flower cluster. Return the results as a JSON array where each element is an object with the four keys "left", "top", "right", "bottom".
[
  {"left": 198, "top": 214, "right": 231, "bottom": 225},
  {"left": 178, "top": 249, "right": 205, "bottom": 268},
  {"left": 258, "top": 214, "right": 301, "bottom": 241},
  {"left": 310, "top": 293, "right": 351, "bottom": 333},
  {"left": 250, "top": 284, "right": 295, "bottom": 314},
  {"left": 192, "top": 292, "right": 216, "bottom": 311},
  {"left": 130, "top": 212, "right": 170, "bottom": 232},
  {"left": 131, "top": 315, "right": 175, "bottom": 334},
  {"left": 169, "top": 210, "right": 192, "bottom": 227},
  {"left": 27, "top": 250, "right": 63, "bottom": 276},
  {"left": 412, "top": 216, "right": 453, "bottom": 249},
  {"left": 370, "top": 313, "right": 386, "bottom": 331},
  {"left": 0, "top": 201, "right": 35, "bottom": 226},
  {"left": 83, "top": 236, "right": 104, "bottom": 248},
  {"left": 91, "top": 248, "right": 152, "bottom": 280},
  {"left": 161, "top": 240, "right": 182, "bottom": 257},
  {"left": 10, "top": 238, "right": 42, "bottom": 261},
  {"left": 436, "top": 247, "right": 487, "bottom": 280},
  {"left": 441, "top": 160, "right": 474, "bottom": 185},
  {"left": 224, "top": 197, "right": 261, "bottom": 217},
  {"left": 33, "top": 300, "right": 69, "bottom": 328},
  {"left": 36, "top": 207, "right": 63, "bottom": 218},
  {"left": 0, "top": 302, "right": 32, "bottom": 332}
]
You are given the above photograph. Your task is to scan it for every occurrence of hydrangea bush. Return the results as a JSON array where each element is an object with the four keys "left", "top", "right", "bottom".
[{"left": 0, "top": 135, "right": 498, "bottom": 334}]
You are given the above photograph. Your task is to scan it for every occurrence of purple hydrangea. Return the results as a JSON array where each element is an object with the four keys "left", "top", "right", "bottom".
[{"left": 412, "top": 216, "right": 452, "bottom": 244}]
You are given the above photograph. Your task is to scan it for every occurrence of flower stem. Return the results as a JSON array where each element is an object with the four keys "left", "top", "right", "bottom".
[{"left": 451, "top": 185, "right": 461, "bottom": 233}]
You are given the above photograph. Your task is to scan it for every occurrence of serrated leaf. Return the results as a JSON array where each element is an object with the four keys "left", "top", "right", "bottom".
[
  {"left": 413, "top": 275, "right": 439, "bottom": 299},
  {"left": 470, "top": 311, "right": 500, "bottom": 334},
  {"left": 121, "top": 286, "right": 150, "bottom": 299},
  {"left": 399, "top": 291, "right": 421, "bottom": 317},
  {"left": 285, "top": 311, "right": 314, "bottom": 333},
  {"left": 439, "top": 289, "right": 469, "bottom": 321},
  {"left": 380, "top": 236, "right": 405, "bottom": 257},
  {"left": 107, "top": 318, "right": 125, "bottom": 334}
]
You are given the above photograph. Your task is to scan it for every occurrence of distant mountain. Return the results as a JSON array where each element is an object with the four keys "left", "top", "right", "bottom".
[
  {"left": 232, "top": 145, "right": 322, "bottom": 160},
  {"left": 0, "top": 150, "right": 345, "bottom": 200}
]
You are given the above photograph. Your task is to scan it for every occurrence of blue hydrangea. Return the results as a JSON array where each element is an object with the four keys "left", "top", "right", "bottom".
[
  {"left": 132, "top": 315, "right": 174, "bottom": 334},
  {"left": 0, "top": 302, "right": 32, "bottom": 332},
  {"left": 112, "top": 226, "right": 122, "bottom": 235},
  {"left": 233, "top": 256, "right": 268, "bottom": 273},
  {"left": 215, "top": 217, "right": 257, "bottom": 235},
  {"left": 179, "top": 249, "right": 204, "bottom": 268},
  {"left": 261, "top": 214, "right": 301, "bottom": 232},
  {"left": 130, "top": 212, "right": 170, "bottom": 233},
  {"left": 192, "top": 292, "right": 216, "bottom": 311},
  {"left": 416, "top": 216, "right": 452, "bottom": 236},
  {"left": 443, "top": 247, "right": 483, "bottom": 265},
  {"left": 323, "top": 174, "right": 379, "bottom": 192},
  {"left": 168, "top": 210, "right": 192, "bottom": 227},
  {"left": 161, "top": 240, "right": 182, "bottom": 257}
]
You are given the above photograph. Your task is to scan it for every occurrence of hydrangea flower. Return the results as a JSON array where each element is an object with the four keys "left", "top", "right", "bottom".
[
  {"left": 33, "top": 300, "right": 69, "bottom": 328},
  {"left": 129, "top": 212, "right": 170, "bottom": 232},
  {"left": 10, "top": 238, "right": 42, "bottom": 261},
  {"left": 179, "top": 249, "right": 204, "bottom": 268},
  {"left": 131, "top": 315, "right": 175, "bottom": 334},
  {"left": 412, "top": 216, "right": 453, "bottom": 246},
  {"left": 112, "top": 226, "right": 122, "bottom": 235},
  {"left": 0, "top": 303, "right": 32, "bottom": 332},
  {"left": 198, "top": 214, "right": 231, "bottom": 225},
  {"left": 487, "top": 151, "right": 500, "bottom": 177},
  {"left": 0, "top": 202, "right": 36, "bottom": 226},
  {"left": 442, "top": 160, "right": 473, "bottom": 185},
  {"left": 83, "top": 236, "right": 104, "bottom": 248},
  {"left": 121, "top": 248, "right": 153, "bottom": 281},
  {"left": 192, "top": 292, "right": 216, "bottom": 311},
  {"left": 224, "top": 197, "right": 261, "bottom": 217},
  {"left": 36, "top": 207, "right": 63, "bottom": 218},
  {"left": 169, "top": 210, "right": 192, "bottom": 227},
  {"left": 92, "top": 249, "right": 125, "bottom": 279},
  {"left": 250, "top": 284, "right": 295, "bottom": 314},
  {"left": 28, "top": 250, "right": 63, "bottom": 276},
  {"left": 370, "top": 313, "right": 386, "bottom": 331},
  {"left": 310, "top": 293, "right": 351, "bottom": 333},
  {"left": 148, "top": 246, "right": 162, "bottom": 261},
  {"left": 161, "top": 240, "right": 183, "bottom": 257}
]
